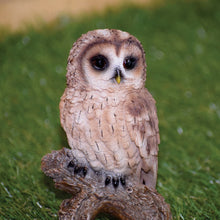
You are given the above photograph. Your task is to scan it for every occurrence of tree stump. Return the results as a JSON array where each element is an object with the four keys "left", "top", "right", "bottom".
[{"left": 41, "top": 148, "right": 172, "bottom": 220}]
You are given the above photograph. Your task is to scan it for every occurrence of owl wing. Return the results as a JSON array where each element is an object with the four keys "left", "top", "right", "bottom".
[
  {"left": 59, "top": 90, "right": 66, "bottom": 129},
  {"left": 59, "top": 88, "right": 74, "bottom": 134},
  {"left": 124, "top": 88, "right": 159, "bottom": 188}
]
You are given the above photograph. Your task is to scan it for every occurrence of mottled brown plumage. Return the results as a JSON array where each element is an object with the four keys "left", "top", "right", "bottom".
[{"left": 59, "top": 29, "right": 159, "bottom": 189}]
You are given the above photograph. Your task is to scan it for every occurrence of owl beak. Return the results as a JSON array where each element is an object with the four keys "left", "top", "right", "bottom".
[{"left": 114, "top": 68, "right": 123, "bottom": 84}]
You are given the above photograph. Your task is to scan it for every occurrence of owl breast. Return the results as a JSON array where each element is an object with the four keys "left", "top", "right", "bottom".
[{"left": 60, "top": 88, "right": 142, "bottom": 177}]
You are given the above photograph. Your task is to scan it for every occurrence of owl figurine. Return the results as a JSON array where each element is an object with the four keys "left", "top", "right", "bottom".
[{"left": 59, "top": 29, "right": 160, "bottom": 189}]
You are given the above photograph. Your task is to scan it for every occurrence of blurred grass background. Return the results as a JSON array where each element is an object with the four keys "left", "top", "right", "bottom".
[{"left": 0, "top": 0, "right": 220, "bottom": 219}]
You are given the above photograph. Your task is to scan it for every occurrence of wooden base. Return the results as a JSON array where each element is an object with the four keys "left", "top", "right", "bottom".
[{"left": 41, "top": 148, "right": 172, "bottom": 220}]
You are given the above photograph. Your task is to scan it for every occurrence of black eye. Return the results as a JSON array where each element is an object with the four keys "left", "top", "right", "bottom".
[
  {"left": 90, "top": 55, "right": 109, "bottom": 71},
  {"left": 123, "top": 56, "right": 137, "bottom": 70}
]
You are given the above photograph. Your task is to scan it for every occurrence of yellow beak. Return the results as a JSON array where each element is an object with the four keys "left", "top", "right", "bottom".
[
  {"left": 115, "top": 68, "right": 122, "bottom": 84},
  {"left": 115, "top": 74, "right": 121, "bottom": 84}
]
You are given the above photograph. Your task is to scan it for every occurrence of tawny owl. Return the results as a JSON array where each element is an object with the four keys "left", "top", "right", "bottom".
[{"left": 59, "top": 29, "right": 160, "bottom": 189}]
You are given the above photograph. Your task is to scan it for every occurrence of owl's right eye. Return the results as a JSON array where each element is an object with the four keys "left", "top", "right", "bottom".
[{"left": 90, "top": 55, "right": 109, "bottom": 71}]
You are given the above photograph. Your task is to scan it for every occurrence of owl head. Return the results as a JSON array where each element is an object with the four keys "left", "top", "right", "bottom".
[{"left": 66, "top": 29, "right": 146, "bottom": 91}]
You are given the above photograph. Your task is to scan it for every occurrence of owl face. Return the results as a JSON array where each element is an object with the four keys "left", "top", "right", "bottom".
[{"left": 67, "top": 29, "right": 146, "bottom": 91}]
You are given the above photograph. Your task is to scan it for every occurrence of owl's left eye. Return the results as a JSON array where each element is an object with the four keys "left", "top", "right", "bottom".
[
  {"left": 90, "top": 55, "right": 109, "bottom": 71},
  {"left": 123, "top": 56, "right": 137, "bottom": 70}
]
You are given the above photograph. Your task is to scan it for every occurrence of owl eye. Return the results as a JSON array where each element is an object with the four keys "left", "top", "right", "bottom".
[
  {"left": 123, "top": 56, "right": 137, "bottom": 70},
  {"left": 90, "top": 55, "right": 109, "bottom": 71}
]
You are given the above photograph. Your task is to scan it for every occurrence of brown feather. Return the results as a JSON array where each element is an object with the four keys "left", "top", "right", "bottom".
[{"left": 59, "top": 29, "right": 159, "bottom": 189}]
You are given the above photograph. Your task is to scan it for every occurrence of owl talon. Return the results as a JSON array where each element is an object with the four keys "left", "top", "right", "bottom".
[
  {"left": 74, "top": 165, "right": 82, "bottom": 174},
  {"left": 120, "top": 176, "right": 126, "bottom": 186},
  {"left": 82, "top": 167, "right": 88, "bottom": 177},
  {"left": 105, "top": 176, "right": 111, "bottom": 186},
  {"left": 112, "top": 177, "right": 119, "bottom": 188},
  {"left": 105, "top": 175, "right": 127, "bottom": 188},
  {"left": 67, "top": 160, "right": 75, "bottom": 168},
  {"left": 67, "top": 160, "right": 88, "bottom": 177}
]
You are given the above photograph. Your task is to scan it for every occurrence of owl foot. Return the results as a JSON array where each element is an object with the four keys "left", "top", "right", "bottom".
[
  {"left": 66, "top": 152, "right": 129, "bottom": 189},
  {"left": 67, "top": 160, "right": 88, "bottom": 177},
  {"left": 105, "top": 175, "right": 126, "bottom": 188}
]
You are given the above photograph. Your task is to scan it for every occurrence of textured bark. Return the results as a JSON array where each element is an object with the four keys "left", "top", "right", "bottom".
[{"left": 41, "top": 148, "right": 172, "bottom": 220}]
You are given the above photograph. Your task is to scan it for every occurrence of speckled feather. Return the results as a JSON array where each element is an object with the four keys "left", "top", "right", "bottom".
[{"left": 59, "top": 29, "right": 159, "bottom": 188}]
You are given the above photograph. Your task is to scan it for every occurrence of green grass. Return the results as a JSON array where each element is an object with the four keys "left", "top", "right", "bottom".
[{"left": 0, "top": 0, "right": 220, "bottom": 219}]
